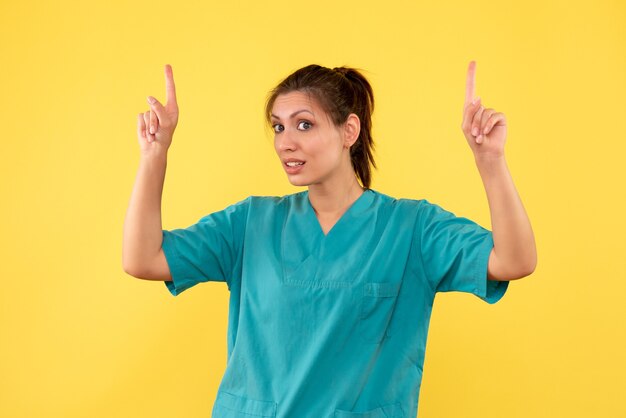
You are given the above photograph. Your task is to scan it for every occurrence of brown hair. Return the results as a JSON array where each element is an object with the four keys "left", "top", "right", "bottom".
[{"left": 264, "top": 64, "right": 377, "bottom": 189}]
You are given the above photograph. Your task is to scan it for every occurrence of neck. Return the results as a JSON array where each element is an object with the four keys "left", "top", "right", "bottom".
[{"left": 307, "top": 174, "right": 364, "bottom": 218}]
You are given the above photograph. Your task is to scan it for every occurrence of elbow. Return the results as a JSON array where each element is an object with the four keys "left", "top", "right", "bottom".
[
  {"left": 518, "top": 264, "right": 536, "bottom": 279},
  {"left": 122, "top": 254, "right": 134, "bottom": 277},
  {"left": 122, "top": 258, "right": 143, "bottom": 278},
  {"left": 123, "top": 262, "right": 138, "bottom": 278},
  {"left": 513, "top": 256, "right": 538, "bottom": 280},
  {"left": 122, "top": 250, "right": 146, "bottom": 278},
  {"left": 525, "top": 252, "right": 538, "bottom": 276},
  {"left": 490, "top": 249, "right": 537, "bottom": 281}
]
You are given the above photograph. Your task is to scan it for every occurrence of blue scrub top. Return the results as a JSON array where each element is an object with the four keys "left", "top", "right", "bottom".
[{"left": 161, "top": 188, "right": 509, "bottom": 418}]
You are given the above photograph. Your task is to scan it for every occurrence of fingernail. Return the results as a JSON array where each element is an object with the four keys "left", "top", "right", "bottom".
[
  {"left": 472, "top": 127, "right": 478, "bottom": 136},
  {"left": 147, "top": 96, "right": 155, "bottom": 104},
  {"left": 472, "top": 96, "right": 481, "bottom": 105},
  {"left": 483, "top": 126, "right": 489, "bottom": 134},
  {"left": 150, "top": 126, "right": 154, "bottom": 134}
]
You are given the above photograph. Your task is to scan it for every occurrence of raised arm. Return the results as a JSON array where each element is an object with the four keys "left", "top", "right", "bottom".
[
  {"left": 460, "top": 60, "right": 537, "bottom": 281},
  {"left": 122, "top": 64, "right": 179, "bottom": 280}
]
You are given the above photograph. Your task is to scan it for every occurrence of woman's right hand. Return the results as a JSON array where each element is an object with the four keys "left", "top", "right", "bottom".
[{"left": 137, "top": 64, "right": 179, "bottom": 153}]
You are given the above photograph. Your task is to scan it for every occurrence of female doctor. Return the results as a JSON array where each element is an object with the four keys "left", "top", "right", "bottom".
[{"left": 123, "top": 62, "right": 536, "bottom": 418}]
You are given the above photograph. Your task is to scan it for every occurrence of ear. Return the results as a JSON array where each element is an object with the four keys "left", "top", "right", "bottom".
[{"left": 343, "top": 113, "right": 361, "bottom": 148}]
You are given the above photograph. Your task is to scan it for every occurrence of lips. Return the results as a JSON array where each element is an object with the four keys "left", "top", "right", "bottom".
[
  {"left": 283, "top": 158, "right": 306, "bottom": 173},
  {"left": 283, "top": 158, "right": 306, "bottom": 167}
]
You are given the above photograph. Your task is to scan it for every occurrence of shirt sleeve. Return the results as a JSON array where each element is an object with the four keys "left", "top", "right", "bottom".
[
  {"left": 161, "top": 196, "right": 251, "bottom": 296},
  {"left": 416, "top": 199, "right": 508, "bottom": 304}
]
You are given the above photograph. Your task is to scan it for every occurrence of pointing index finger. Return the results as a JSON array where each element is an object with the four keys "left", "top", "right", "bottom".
[
  {"left": 164, "top": 64, "right": 177, "bottom": 106},
  {"left": 465, "top": 60, "right": 476, "bottom": 106}
]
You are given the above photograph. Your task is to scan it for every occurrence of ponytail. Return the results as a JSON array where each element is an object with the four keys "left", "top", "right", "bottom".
[{"left": 332, "top": 66, "right": 376, "bottom": 189}]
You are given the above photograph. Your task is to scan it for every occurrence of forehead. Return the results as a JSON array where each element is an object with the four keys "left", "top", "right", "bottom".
[{"left": 271, "top": 91, "right": 322, "bottom": 116}]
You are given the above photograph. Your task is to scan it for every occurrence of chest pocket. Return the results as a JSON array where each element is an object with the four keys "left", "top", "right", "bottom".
[
  {"left": 359, "top": 282, "right": 401, "bottom": 344},
  {"left": 212, "top": 391, "right": 277, "bottom": 417},
  {"left": 334, "top": 401, "right": 404, "bottom": 417}
]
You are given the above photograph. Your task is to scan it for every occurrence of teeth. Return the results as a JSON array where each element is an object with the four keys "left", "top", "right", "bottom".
[{"left": 286, "top": 161, "right": 304, "bottom": 167}]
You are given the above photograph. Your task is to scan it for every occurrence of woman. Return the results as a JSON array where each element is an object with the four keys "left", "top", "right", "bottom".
[{"left": 123, "top": 62, "right": 536, "bottom": 417}]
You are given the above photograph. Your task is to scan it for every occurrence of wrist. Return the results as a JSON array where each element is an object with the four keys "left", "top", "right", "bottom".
[
  {"left": 475, "top": 152, "right": 506, "bottom": 166},
  {"left": 140, "top": 143, "right": 169, "bottom": 161},
  {"left": 475, "top": 153, "right": 508, "bottom": 176}
]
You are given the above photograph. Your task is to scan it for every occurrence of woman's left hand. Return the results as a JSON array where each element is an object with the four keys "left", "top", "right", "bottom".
[{"left": 461, "top": 61, "right": 507, "bottom": 160}]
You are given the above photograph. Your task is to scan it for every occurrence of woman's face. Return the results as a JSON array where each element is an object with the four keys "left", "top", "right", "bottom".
[{"left": 271, "top": 91, "right": 356, "bottom": 188}]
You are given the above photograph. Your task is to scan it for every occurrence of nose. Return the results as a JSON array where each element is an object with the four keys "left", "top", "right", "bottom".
[{"left": 275, "top": 129, "right": 297, "bottom": 152}]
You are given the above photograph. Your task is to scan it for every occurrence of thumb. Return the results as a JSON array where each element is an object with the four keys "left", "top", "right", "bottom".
[{"left": 146, "top": 96, "right": 166, "bottom": 120}]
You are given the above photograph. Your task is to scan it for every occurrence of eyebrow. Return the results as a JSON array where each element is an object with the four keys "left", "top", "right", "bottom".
[{"left": 270, "top": 109, "right": 315, "bottom": 120}]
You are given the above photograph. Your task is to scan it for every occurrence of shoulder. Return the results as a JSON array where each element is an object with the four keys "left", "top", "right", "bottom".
[
  {"left": 369, "top": 188, "right": 435, "bottom": 214},
  {"left": 246, "top": 190, "right": 305, "bottom": 205},
  {"left": 239, "top": 191, "right": 308, "bottom": 214},
  {"left": 368, "top": 190, "right": 462, "bottom": 235}
]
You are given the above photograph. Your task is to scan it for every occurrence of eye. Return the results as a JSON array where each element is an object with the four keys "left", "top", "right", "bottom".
[
  {"left": 297, "top": 120, "right": 313, "bottom": 130},
  {"left": 272, "top": 123, "right": 284, "bottom": 133}
]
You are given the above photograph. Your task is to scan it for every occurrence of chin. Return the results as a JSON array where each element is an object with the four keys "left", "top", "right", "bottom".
[{"left": 286, "top": 177, "right": 311, "bottom": 187}]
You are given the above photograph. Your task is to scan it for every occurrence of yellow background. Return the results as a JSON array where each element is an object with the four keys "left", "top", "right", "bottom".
[{"left": 1, "top": 0, "right": 624, "bottom": 417}]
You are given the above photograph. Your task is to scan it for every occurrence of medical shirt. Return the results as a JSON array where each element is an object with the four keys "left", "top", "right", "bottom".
[{"left": 161, "top": 188, "right": 509, "bottom": 418}]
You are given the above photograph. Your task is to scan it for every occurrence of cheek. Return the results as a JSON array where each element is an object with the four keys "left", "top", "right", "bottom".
[{"left": 317, "top": 144, "right": 344, "bottom": 170}]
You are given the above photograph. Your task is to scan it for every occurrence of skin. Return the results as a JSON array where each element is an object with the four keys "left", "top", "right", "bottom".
[
  {"left": 462, "top": 60, "right": 537, "bottom": 280},
  {"left": 125, "top": 64, "right": 179, "bottom": 280},
  {"left": 271, "top": 91, "right": 365, "bottom": 235},
  {"left": 137, "top": 64, "right": 178, "bottom": 154},
  {"left": 137, "top": 62, "right": 537, "bottom": 281}
]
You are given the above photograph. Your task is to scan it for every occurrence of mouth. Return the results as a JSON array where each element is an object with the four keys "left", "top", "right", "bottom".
[
  {"left": 283, "top": 160, "right": 306, "bottom": 173},
  {"left": 284, "top": 161, "right": 305, "bottom": 167}
]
